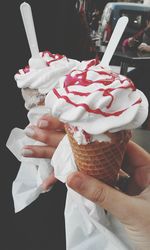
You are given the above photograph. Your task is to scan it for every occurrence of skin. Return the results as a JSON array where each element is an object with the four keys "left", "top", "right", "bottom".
[
  {"left": 138, "top": 43, "right": 150, "bottom": 53},
  {"left": 127, "top": 37, "right": 139, "bottom": 48},
  {"left": 22, "top": 114, "right": 65, "bottom": 188},
  {"left": 23, "top": 115, "right": 150, "bottom": 250}
]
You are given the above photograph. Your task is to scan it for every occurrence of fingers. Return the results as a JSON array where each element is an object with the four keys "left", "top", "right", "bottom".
[
  {"left": 138, "top": 46, "right": 145, "bottom": 52},
  {"left": 140, "top": 185, "right": 150, "bottom": 201},
  {"left": 22, "top": 145, "right": 55, "bottom": 158},
  {"left": 138, "top": 43, "right": 150, "bottom": 52},
  {"left": 67, "top": 171, "right": 137, "bottom": 224},
  {"left": 128, "top": 37, "right": 135, "bottom": 47},
  {"left": 122, "top": 141, "right": 150, "bottom": 175},
  {"left": 37, "top": 114, "right": 64, "bottom": 131},
  {"left": 133, "top": 165, "right": 150, "bottom": 190},
  {"left": 120, "top": 141, "right": 150, "bottom": 195},
  {"left": 24, "top": 126, "right": 65, "bottom": 147},
  {"left": 23, "top": 115, "right": 65, "bottom": 158}
]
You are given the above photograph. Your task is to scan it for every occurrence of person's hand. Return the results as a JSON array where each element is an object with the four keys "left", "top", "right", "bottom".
[
  {"left": 67, "top": 141, "right": 150, "bottom": 250},
  {"left": 127, "top": 37, "right": 138, "bottom": 47},
  {"left": 21, "top": 114, "right": 65, "bottom": 188},
  {"left": 138, "top": 43, "right": 150, "bottom": 52}
]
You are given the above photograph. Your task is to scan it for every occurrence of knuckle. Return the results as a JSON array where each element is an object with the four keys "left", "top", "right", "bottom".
[
  {"left": 91, "top": 187, "right": 107, "bottom": 205},
  {"left": 43, "top": 147, "right": 55, "bottom": 158},
  {"left": 40, "top": 148, "right": 51, "bottom": 158},
  {"left": 41, "top": 133, "right": 49, "bottom": 143},
  {"left": 39, "top": 148, "right": 47, "bottom": 158}
]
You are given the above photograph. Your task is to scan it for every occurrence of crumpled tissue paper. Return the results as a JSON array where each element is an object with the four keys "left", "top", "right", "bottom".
[
  {"left": 7, "top": 114, "right": 134, "bottom": 249},
  {"left": 6, "top": 106, "right": 54, "bottom": 212},
  {"left": 51, "top": 135, "right": 134, "bottom": 250}
]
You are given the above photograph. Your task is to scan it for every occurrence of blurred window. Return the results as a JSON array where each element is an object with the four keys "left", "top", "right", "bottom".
[{"left": 120, "top": 11, "right": 145, "bottom": 30}]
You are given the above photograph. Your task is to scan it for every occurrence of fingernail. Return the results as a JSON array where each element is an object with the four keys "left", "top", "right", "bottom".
[
  {"left": 24, "top": 127, "right": 35, "bottom": 137},
  {"left": 38, "top": 120, "right": 49, "bottom": 128},
  {"left": 21, "top": 148, "right": 33, "bottom": 157},
  {"left": 67, "top": 172, "right": 83, "bottom": 189}
]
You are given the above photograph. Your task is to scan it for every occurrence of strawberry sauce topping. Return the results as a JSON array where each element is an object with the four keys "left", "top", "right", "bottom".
[
  {"left": 42, "top": 51, "right": 64, "bottom": 66},
  {"left": 23, "top": 66, "right": 30, "bottom": 73},
  {"left": 17, "top": 51, "right": 65, "bottom": 74},
  {"left": 53, "top": 62, "right": 139, "bottom": 117}
]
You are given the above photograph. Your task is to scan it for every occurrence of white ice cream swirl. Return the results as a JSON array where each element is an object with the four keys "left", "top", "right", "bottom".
[
  {"left": 45, "top": 58, "right": 148, "bottom": 140},
  {"left": 14, "top": 51, "right": 80, "bottom": 94}
]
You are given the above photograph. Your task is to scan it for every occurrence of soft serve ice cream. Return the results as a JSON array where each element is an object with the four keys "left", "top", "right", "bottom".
[
  {"left": 45, "top": 58, "right": 148, "bottom": 185},
  {"left": 14, "top": 51, "right": 80, "bottom": 109},
  {"left": 45, "top": 58, "right": 148, "bottom": 142},
  {"left": 15, "top": 51, "right": 80, "bottom": 94}
]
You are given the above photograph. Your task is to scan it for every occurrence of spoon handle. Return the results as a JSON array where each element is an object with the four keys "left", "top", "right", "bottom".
[
  {"left": 100, "top": 16, "right": 129, "bottom": 68},
  {"left": 20, "top": 2, "right": 40, "bottom": 58}
]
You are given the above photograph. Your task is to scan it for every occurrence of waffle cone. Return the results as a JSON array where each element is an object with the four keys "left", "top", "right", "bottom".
[{"left": 65, "top": 125, "right": 131, "bottom": 186}]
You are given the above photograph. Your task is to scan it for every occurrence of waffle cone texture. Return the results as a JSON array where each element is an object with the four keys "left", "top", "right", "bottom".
[{"left": 65, "top": 125, "right": 131, "bottom": 186}]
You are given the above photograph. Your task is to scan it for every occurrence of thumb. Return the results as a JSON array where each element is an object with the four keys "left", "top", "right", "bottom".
[{"left": 67, "top": 171, "right": 136, "bottom": 224}]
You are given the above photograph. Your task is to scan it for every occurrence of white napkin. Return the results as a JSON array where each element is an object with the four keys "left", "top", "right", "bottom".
[
  {"left": 51, "top": 135, "right": 134, "bottom": 250},
  {"left": 6, "top": 109, "right": 134, "bottom": 249},
  {"left": 6, "top": 106, "right": 54, "bottom": 213}
]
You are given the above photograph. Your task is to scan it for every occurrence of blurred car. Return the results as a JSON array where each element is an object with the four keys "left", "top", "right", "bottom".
[{"left": 99, "top": 2, "right": 150, "bottom": 46}]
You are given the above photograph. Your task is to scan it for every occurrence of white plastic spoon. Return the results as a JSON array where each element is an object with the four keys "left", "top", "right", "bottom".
[
  {"left": 20, "top": 2, "right": 46, "bottom": 68},
  {"left": 100, "top": 16, "right": 129, "bottom": 68}
]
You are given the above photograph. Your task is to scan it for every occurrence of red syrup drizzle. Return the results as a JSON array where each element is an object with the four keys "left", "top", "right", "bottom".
[
  {"left": 68, "top": 125, "right": 91, "bottom": 143},
  {"left": 53, "top": 61, "right": 141, "bottom": 117},
  {"left": 23, "top": 66, "right": 30, "bottom": 73},
  {"left": 82, "top": 130, "right": 91, "bottom": 143},
  {"left": 42, "top": 51, "right": 65, "bottom": 66},
  {"left": 17, "top": 65, "right": 30, "bottom": 75},
  {"left": 17, "top": 51, "right": 65, "bottom": 74},
  {"left": 53, "top": 88, "right": 127, "bottom": 117}
]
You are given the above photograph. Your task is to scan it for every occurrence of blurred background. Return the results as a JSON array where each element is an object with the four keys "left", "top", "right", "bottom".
[{"left": 1, "top": 0, "right": 150, "bottom": 250}]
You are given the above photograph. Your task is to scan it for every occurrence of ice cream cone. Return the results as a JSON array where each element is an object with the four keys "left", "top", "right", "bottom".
[
  {"left": 65, "top": 124, "right": 131, "bottom": 186},
  {"left": 45, "top": 59, "right": 148, "bottom": 186}
]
